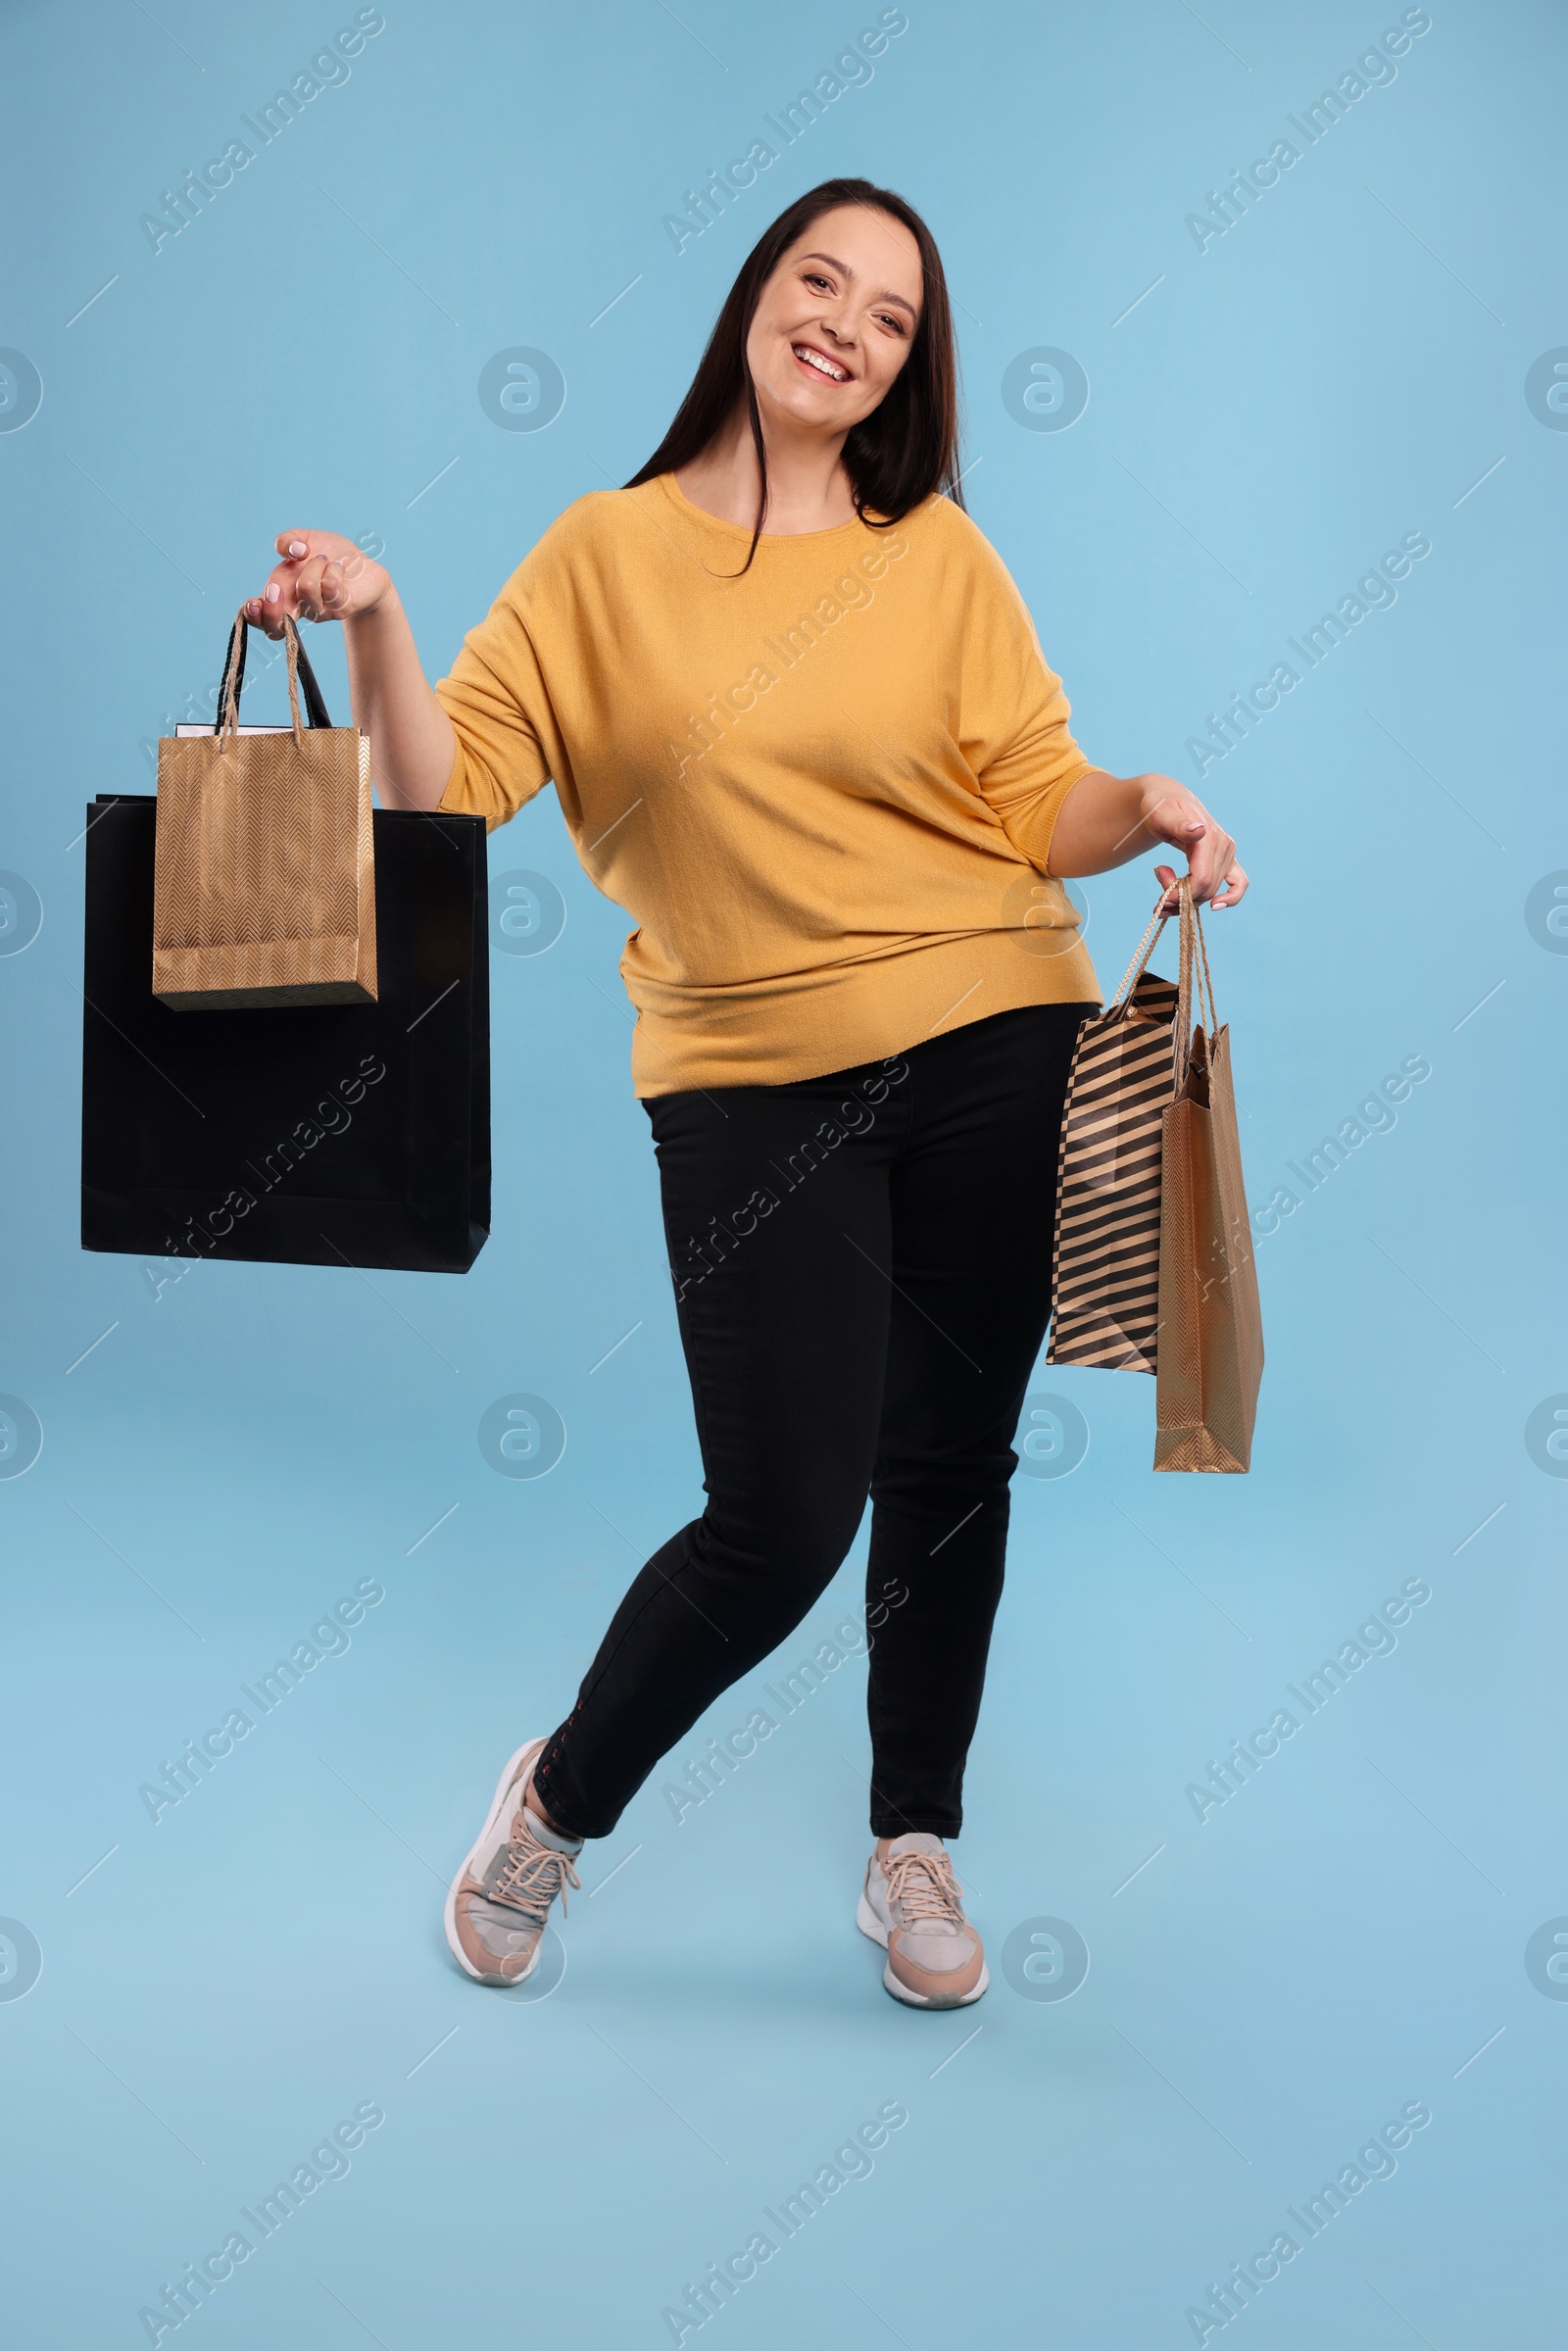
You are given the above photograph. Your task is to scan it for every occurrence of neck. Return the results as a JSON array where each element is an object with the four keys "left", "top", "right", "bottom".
[{"left": 675, "top": 398, "right": 857, "bottom": 535}]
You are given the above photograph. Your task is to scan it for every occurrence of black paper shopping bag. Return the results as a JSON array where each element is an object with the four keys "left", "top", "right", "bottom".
[{"left": 81, "top": 796, "right": 490, "bottom": 1273}]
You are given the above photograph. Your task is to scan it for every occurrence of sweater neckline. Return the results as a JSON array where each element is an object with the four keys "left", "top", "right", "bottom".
[{"left": 654, "top": 470, "right": 881, "bottom": 547}]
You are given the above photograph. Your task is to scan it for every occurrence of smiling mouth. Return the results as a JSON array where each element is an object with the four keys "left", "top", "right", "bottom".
[{"left": 792, "top": 342, "right": 850, "bottom": 384}]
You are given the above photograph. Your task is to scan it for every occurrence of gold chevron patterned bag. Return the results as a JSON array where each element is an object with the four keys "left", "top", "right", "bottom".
[
  {"left": 152, "top": 609, "right": 376, "bottom": 1009},
  {"left": 1152, "top": 883, "right": 1263, "bottom": 1471}
]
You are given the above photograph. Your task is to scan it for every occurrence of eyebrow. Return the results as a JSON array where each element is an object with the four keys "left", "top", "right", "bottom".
[{"left": 798, "top": 251, "right": 919, "bottom": 321}]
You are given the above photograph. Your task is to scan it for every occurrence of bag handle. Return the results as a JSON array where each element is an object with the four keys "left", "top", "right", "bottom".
[
  {"left": 215, "top": 608, "right": 333, "bottom": 744},
  {"left": 1109, "top": 903, "right": 1169, "bottom": 1007},
  {"left": 1173, "top": 878, "right": 1221, "bottom": 1087},
  {"left": 1110, "top": 877, "right": 1222, "bottom": 1085}
]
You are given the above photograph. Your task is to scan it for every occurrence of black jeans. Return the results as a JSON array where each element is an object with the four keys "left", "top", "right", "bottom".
[{"left": 533, "top": 1003, "right": 1093, "bottom": 1842}]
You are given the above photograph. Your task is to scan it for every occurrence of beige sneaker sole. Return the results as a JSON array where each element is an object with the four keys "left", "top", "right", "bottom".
[
  {"left": 443, "top": 1736, "right": 548, "bottom": 1984},
  {"left": 857, "top": 1890, "right": 991, "bottom": 2008}
]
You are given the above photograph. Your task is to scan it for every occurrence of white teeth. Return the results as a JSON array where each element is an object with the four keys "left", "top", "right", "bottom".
[{"left": 794, "top": 344, "right": 847, "bottom": 382}]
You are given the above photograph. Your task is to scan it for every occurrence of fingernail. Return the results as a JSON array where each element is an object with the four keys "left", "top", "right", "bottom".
[
  {"left": 287, "top": 541, "right": 307, "bottom": 557},
  {"left": 265, "top": 582, "right": 280, "bottom": 603}
]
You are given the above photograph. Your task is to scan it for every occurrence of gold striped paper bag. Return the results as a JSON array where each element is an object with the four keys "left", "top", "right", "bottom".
[{"left": 1046, "top": 918, "right": 1178, "bottom": 1376}]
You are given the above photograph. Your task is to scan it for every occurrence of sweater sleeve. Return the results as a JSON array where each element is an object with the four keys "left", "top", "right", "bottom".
[
  {"left": 959, "top": 532, "right": 1094, "bottom": 874},
  {"left": 433, "top": 564, "right": 557, "bottom": 834}
]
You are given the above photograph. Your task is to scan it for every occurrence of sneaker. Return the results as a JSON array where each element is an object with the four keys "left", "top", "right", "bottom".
[
  {"left": 857, "top": 1832, "right": 988, "bottom": 2008},
  {"left": 444, "top": 1737, "right": 582, "bottom": 1986}
]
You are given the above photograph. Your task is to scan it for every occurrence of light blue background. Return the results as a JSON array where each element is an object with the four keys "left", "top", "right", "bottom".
[{"left": 1, "top": 2, "right": 1562, "bottom": 2344}]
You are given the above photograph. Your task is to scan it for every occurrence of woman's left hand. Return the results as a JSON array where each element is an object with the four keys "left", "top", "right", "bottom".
[{"left": 1136, "top": 773, "right": 1249, "bottom": 910}]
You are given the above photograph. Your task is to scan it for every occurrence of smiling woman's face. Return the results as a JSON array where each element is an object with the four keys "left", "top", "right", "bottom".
[{"left": 745, "top": 203, "right": 924, "bottom": 441}]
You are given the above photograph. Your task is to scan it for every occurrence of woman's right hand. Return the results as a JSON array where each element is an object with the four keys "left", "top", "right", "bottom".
[
  {"left": 244, "top": 529, "right": 455, "bottom": 811},
  {"left": 245, "top": 530, "right": 392, "bottom": 637}
]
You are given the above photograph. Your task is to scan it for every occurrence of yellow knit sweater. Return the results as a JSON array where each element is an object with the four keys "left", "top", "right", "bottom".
[{"left": 435, "top": 471, "right": 1101, "bottom": 1095}]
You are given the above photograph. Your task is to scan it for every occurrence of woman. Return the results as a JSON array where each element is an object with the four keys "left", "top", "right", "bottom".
[{"left": 247, "top": 176, "right": 1246, "bottom": 2009}]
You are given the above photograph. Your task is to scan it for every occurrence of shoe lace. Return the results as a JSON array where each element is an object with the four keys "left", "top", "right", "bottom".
[
  {"left": 884, "top": 1846, "right": 964, "bottom": 1929},
  {"left": 490, "top": 1815, "right": 581, "bottom": 1921}
]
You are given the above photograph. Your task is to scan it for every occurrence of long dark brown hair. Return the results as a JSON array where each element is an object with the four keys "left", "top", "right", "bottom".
[{"left": 625, "top": 177, "right": 963, "bottom": 575}]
